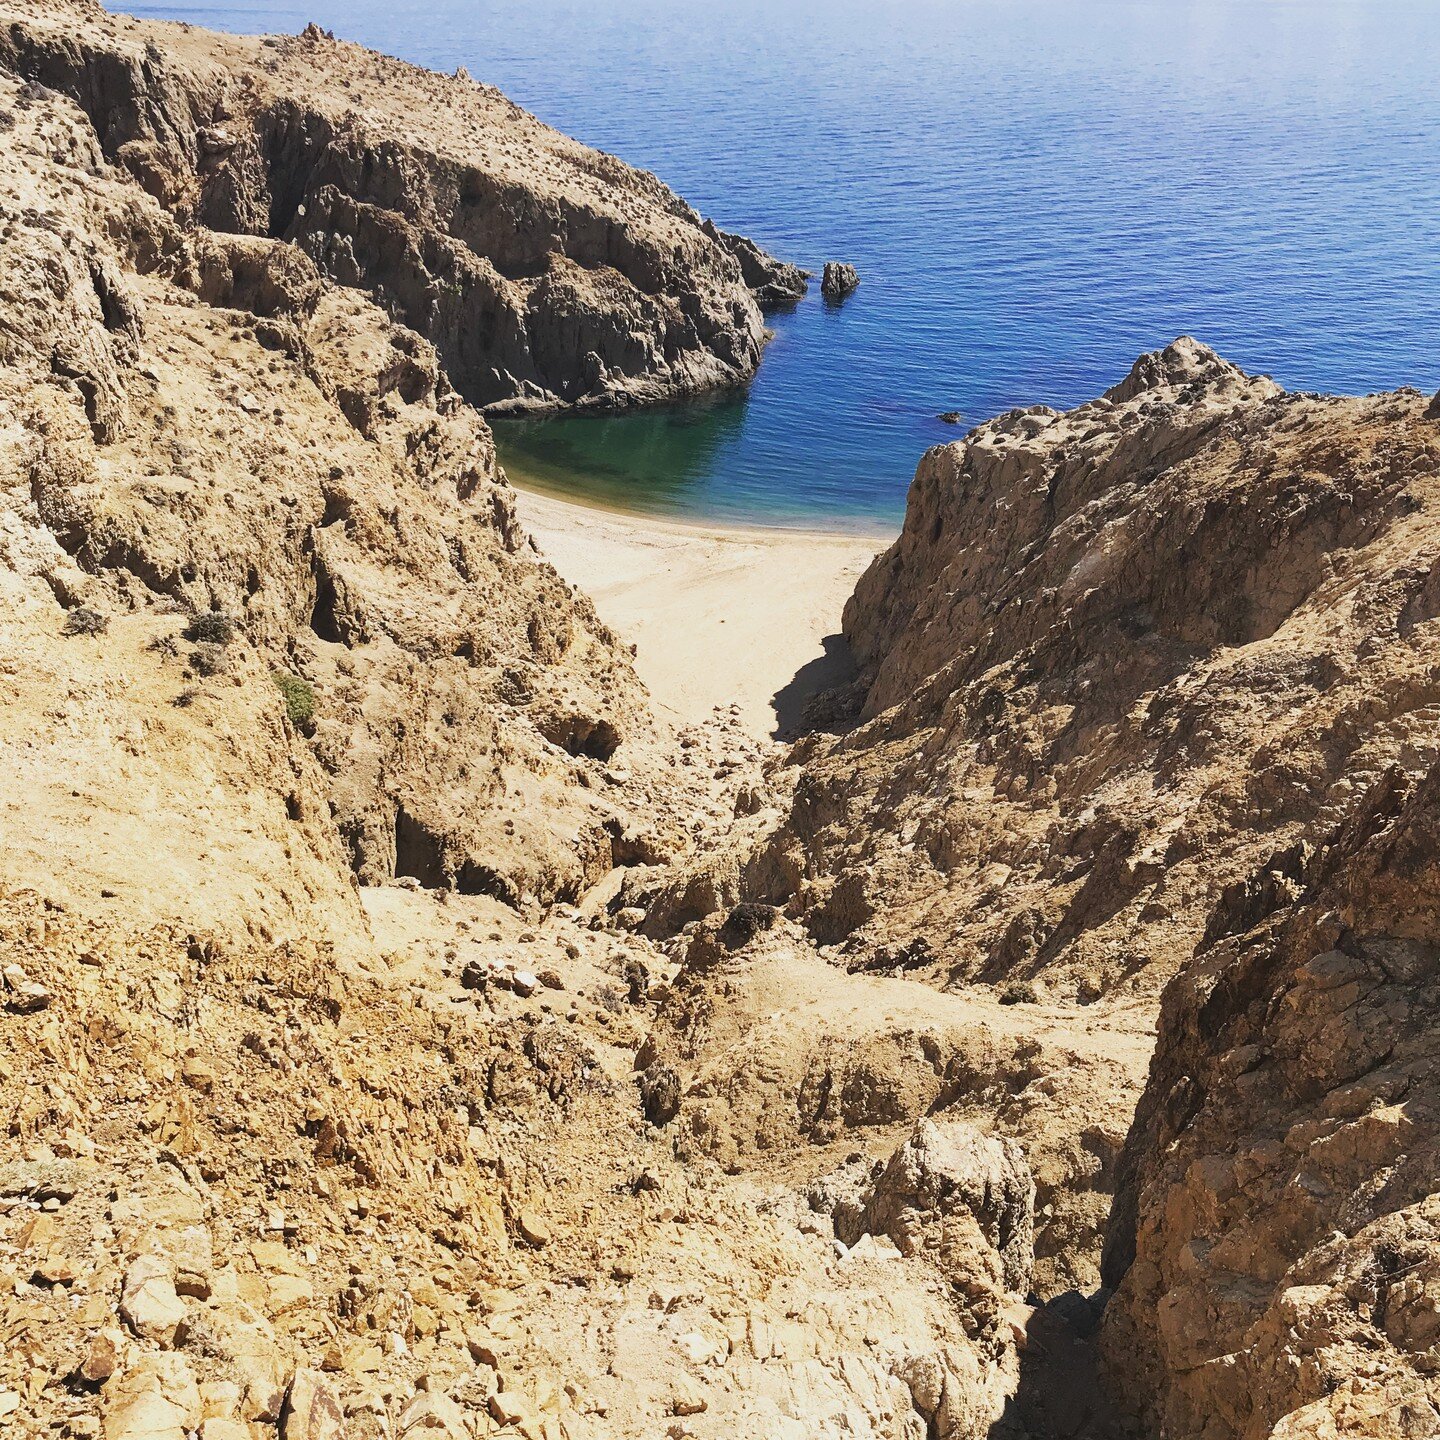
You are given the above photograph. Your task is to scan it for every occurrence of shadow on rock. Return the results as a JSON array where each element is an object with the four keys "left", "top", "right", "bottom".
[{"left": 988, "top": 1292, "right": 1121, "bottom": 1440}]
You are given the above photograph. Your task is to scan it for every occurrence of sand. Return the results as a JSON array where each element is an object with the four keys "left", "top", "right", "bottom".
[{"left": 512, "top": 487, "right": 890, "bottom": 739}]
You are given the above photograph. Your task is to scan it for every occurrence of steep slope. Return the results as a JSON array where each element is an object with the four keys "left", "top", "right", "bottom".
[
  {"left": 1101, "top": 763, "right": 1440, "bottom": 1439},
  {"left": 0, "top": 0, "right": 803, "bottom": 416},
  {"left": 14, "top": 9, "right": 1440, "bottom": 1436},
  {"left": 0, "top": 60, "right": 694, "bottom": 920},
  {"left": 629, "top": 339, "right": 1440, "bottom": 1301},
  {"left": 675, "top": 340, "right": 1440, "bottom": 1009},
  {"left": 0, "top": 63, "right": 1040, "bottom": 1440}
]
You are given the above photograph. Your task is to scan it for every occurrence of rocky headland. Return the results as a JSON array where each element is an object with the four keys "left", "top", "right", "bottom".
[
  {"left": 0, "top": 0, "right": 802, "bottom": 415},
  {"left": 6, "top": 7, "right": 1440, "bottom": 1440}
]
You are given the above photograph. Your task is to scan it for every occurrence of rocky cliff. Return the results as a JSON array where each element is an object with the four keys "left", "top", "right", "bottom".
[
  {"left": 628, "top": 336, "right": 1440, "bottom": 1379},
  {"left": 666, "top": 338, "right": 1440, "bottom": 1005},
  {"left": 0, "top": 0, "right": 800, "bottom": 416},
  {"left": 10, "top": 8, "right": 1440, "bottom": 1439},
  {"left": 0, "top": 56, "right": 700, "bottom": 925},
  {"left": 0, "top": 38, "right": 1046, "bottom": 1440},
  {"left": 1101, "top": 760, "right": 1440, "bottom": 1438}
]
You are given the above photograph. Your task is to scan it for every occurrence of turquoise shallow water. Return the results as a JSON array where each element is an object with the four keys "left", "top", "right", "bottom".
[{"left": 137, "top": 0, "right": 1440, "bottom": 528}]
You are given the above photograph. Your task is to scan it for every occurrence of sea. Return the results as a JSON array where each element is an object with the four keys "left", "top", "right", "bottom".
[{"left": 133, "top": 0, "right": 1440, "bottom": 530}]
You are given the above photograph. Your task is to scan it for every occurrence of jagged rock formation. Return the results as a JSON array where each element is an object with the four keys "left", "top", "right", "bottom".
[
  {"left": 0, "top": 44, "right": 1040, "bottom": 1440},
  {"left": 673, "top": 339, "right": 1440, "bottom": 1010},
  {"left": 0, "top": 60, "right": 701, "bottom": 920},
  {"left": 11, "top": 7, "right": 1440, "bottom": 1436},
  {"left": 0, "top": 0, "right": 795, "bottom": 415},
  {"left": 1101, "top": 762, "right": 1440, "bottom": 1438},
  {"left": 828, "top": 1119, "right": 1036, "bottom": 1301},
  {"left": 821, "top": 262, "right": 859, "bottom": 301},
  {"left": 629, "top": 336, "right": 1440, "bottom": 1313},
  {"left": 701, "top": 221, "right": 809, "bottom": 307}
]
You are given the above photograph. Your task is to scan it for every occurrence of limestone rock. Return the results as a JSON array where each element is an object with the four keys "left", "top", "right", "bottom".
[
  {"left": 837, "top": 1119, "right": 1035, "bottom": 1302},
  {"left": 0, "top": 2, "right": 798, "bottom": 415},
  {"left": 698, "top": 335, "right": 1440, "bottom": 1023},
  {"left": 1101, "top": 765, "right": 1440, "bottom": 1438},
  {"left": 398, "top": 1386, "right": 468, "bottom": 1438},
  {"left": 702, "top": 221, "right": 809, "bottom": 307},
  {"left": 103, "top": 1355, "right": 201, "bottom": 1440},
  {"left": 79, "top": 1330, "right": 124, "bottom": 1386},
  {"left": 281, "top": 1370, "right": 346, "bottom": 1440},
  {"left": 120, "top": 1255, "right": 188, "bottom": 1348}
]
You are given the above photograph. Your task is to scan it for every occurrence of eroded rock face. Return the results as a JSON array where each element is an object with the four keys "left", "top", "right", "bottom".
[
  {"left": 821, "top": 261, "right": 859, "bottom": 300},
  {"left": 0, "top": 0, "right": 793, "bottom": 415},
  {"left": 627, "top": 335, "right": 1440, "bottom": 1307},
  {"left": 1101, "top": 764, "right": 1440, "bottom": 1439},
  {"left": 0, "top": 62, "right": 704, "bottom": 922},
  {"left": 830, "top": 1119, "right": 1035, "bottom": 1303},
  {"left": 702, "top": 339, "right": 1440, "bottom": 1011},
  {"left": 703, "top": 220, "right": 810, "bottom": 306}
]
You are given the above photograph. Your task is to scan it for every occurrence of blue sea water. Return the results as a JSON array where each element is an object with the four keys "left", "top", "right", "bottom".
[{"left": 135, "top": 0, "right": 1440, "bottom": 529}]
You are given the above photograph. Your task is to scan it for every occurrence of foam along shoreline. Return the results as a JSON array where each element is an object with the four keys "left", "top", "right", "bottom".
[{"left": 510, "top": 485, "right": 888, "bottom": 740}]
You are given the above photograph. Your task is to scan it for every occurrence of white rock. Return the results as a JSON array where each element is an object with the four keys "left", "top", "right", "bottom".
[{"left": 120, "top": 1255, "right": 188, "bottom": 1347}]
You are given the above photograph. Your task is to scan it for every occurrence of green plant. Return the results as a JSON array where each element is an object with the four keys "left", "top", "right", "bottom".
[{"left": 272, "top": 671, "right": 316, "bottom": 729}]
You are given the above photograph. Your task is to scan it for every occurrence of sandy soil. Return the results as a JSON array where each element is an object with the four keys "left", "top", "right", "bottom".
[{"left": 512, "top": 487, "right": 889, "bottom": 739}]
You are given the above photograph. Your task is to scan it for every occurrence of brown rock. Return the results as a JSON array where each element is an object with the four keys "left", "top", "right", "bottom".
[
  {"left": 78, "top": 1330, "right": 123, "bottom": 1386},
  {"left": 517, "top": 1208, "right": 551, "bottom": 1248},
  {"left": 280, "top": 1369, "right": 346, "bottom": 1440}
]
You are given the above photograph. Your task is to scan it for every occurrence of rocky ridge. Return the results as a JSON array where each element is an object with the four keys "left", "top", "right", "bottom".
[
  {"left": 0, "top": 0, "right": 802, "bottom": 415},
  {"left": 655, "top": 338, "right": 1440, "bottom": 1009},
  {"left": 625, "top": 337, "right": 1440, "bottom": 1433}
]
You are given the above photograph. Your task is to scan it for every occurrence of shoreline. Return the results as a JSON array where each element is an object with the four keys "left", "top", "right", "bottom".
[
  {"left": 500, "top": 457, "right": 901, "bottom": 544},
  {"left": 511, "top": 484, "right": 891, "bottom": 740}
]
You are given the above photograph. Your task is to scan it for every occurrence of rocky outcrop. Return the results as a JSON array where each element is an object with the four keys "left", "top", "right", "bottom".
[
  {"left": 1101, "top": 763, "right": 1440, "bottom": 1439},
  {"left": 0, "top": 52, "right": 1044, "bottom": 1440},
  {"left": 702, "top": 219, "right": 809, "bottom": 306},
  {"left": 830, "top": 1119, "right": 1036, "bottom": 1302},
  {"left": 626, "top": 335, "right": 1440, "bottom": 1306},
  {"left": 670, "top": 338, "right": 1440, "bottom": 1014},
  {"left": 821, "top": 261, "right": 859, "bottom": 300},
  {"left": 0, "top": 63, "right": 694, "bottom": 921},
  {"left": 0, "top": 0, "right": 796, "bottom": 415}
]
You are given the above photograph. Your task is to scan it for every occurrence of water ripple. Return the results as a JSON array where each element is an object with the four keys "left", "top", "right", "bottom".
[{"left": 145, "top": 0, "right": 1440, "bottom": 528}]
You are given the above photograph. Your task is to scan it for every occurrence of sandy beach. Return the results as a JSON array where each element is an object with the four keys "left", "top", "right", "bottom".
[{"left": 512, "top": 487, "right": 890, "bottom": 739}]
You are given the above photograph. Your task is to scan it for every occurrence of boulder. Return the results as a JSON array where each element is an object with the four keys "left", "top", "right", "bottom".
[
  {"left": 837, "top": 1118, "right": 1035, "bottom": 1297},
  {"left": 103, "top": 1355, "right": 201, "bottom": 1440},
  {"left": 280, "top": 1370, "right": 346, "bottom": 1440},
  {"left": 119, "top": 1256, "right": 188, "bottom": 1348}
]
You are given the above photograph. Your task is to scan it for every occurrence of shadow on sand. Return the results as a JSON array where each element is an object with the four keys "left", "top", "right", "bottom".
[{"left": 770, "top": 632, "right": 858, "bottom": 741}]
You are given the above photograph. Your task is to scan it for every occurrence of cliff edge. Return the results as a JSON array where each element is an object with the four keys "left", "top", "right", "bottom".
[{"left": 0, "top": 0, "right": 804, "bottom": 415}]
